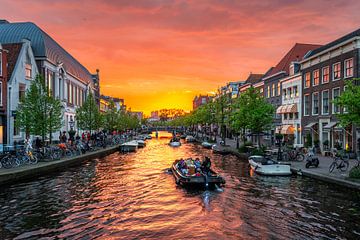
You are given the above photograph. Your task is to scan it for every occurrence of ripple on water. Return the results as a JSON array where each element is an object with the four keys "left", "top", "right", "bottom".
[{"left": 0, "top": 134, "right": 359, "bottom": 240}]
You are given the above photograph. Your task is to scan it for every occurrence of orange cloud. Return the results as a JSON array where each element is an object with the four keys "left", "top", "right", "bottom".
[{"left": 1, "top": 0, "right": 360, "bottom": 114}]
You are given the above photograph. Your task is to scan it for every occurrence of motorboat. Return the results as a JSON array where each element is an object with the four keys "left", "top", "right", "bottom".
[
  {"left": 185, "top": 135, "right": 195, "bottom": 142},
  {"left": 171, "top": 159, "right": 225, "bottom": 188},
  {"left": 119, "top": 140, "right": 138, "bottom": 152},
  {"left": 180, "top": 134, "right": 186, "bottom": 139},
  {"left": 145, "top": 135, "right": 152, "bottom": 140},
  {"left": 169, "top": 138, "right": 181, "bottom": 147},
  {"left": 248, "top": 155, "right": 292, "bottom": 176},
  {"left": 212, "top": 144, "right": 232, "bottom": 154},
  {"left": 136, "top": 139, "right": 146, "bottom": 148},
  {"left": 201, "top": 141, "right": 214, "bottom": 149}
]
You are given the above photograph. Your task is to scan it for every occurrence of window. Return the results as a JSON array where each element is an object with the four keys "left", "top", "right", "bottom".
[
  {"left": 25, "top": 63, "right": 32, "bottom": 79},
  {"left": 0, "top": 52, "right": 3, "bottom": 76},
  {"left": 305, "top": 72, "right": 311, "bottom": 88},
  {"left": 322, "top": 90, "right": 329, "bottom": 115},
  {"left": 333, "top": 62, "right": 341, "bottom": 80},
  {"left": 284, "top": 113, "right": 288, "bottom": 120},
  {"left": 289, "top": 112, "right": 293, "bottom": 119},
  {"left": 294, "top": 86, "right": 299, "bottom": 97},
  {"left": 69, "top": 83, "right": 73, "bottom": 104},
  {"left": 14, "top": 116, "right": 20, "bottom": 136},
  {"left": 277, "top": 83, "right": 280, "bottom": 96},
  {"left": 272, "top": 83, "right": 275, "bottom": 97},
  {"left": 344, "top": 58, "right": 353, "bottom": 78},
  {"left": 304, "top": 94, "right": 310, "bottom": 116},
  {"left": 313, "top": 69, "right": 319, "bottom": 86},
  {"left": 47, "top": 71, "right": 54, "bottom": 96},
  {"left": 295, "top": 112, "right": 299, "bottom": 119},
  {"left": 19, "top": 84, "right": 26, "bottom": 102},
  {"left": 67, "top": 82, "right": 70, "bottom": 103},
  {"left": 322, "top": 66, "right": 329, "bottom": 83},
  {"left": 289, "top": 87, "right": 293, "bottom": 99},
  {"left": 332, "top": 88, "right": 340, "bottom": 113},
  {"left": 72, "top": 85, "right": 75, "bottom": 104},
  {"left": 312, "top": 92, "right": 319, "bottom": 115},
  {"left": 283, "top": 89, "right": 287, "bottom": 100},
  {"left": 267, "top": 86, "right": 270, "bottom": 98}
]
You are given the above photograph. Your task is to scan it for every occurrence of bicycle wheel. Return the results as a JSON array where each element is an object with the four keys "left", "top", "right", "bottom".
[
  {"left": 329, "top": 161, "right": 337, "bottom": 173},
  {"left": 1, "top": 156, "right": 12, "bottom": 169},
  {"left": 296, "top": 153, "right": 305, "bottom": 162},
  {"left": 339, "top": 161, "right": 349, "bottom": 172}
]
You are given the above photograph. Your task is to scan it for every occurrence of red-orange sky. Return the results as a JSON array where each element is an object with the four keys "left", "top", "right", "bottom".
[{"left": 1, "top": 0, "right": 360, "bottom": 114}]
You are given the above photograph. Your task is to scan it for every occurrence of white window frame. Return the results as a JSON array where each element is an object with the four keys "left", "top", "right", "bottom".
[
  {"left": 344, "top": 58, "right": 354, "bottom": 79},
  {"left": 312, "top": 92, "right": 319, "bottom": 116},
  {"left": 322, "top": 66, "right": 329, "bottom": 84},
  {"left": 321, "top": 90, "right": 329, "bottom": 115},
  {"left": 332, "top": 87, "right": 341, "bottom": 114},
  {"left": 313, "top": 69, "right": 320, "bottom": 86},
  {"left": 304, "top": 72, "right": 311, "bottom": 88},
  {"left": 332, "top": 62, "right": 341, "bottom": 81},
  {"left": 304, "top": 94, "right": 310, "bottom": 116}
]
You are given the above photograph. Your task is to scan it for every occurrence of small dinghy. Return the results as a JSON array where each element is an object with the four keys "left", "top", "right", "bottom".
[
  {"left": 169, "top": 138, "right": 181, "bottom": 147},
  {"left": 248, "top": 155, "right": 292, "bottom": 176},
  {"left": 201, "top": 141, "right": 214, "bottom": 149},
  {"left": 171, "top": 158, "right": 225, "bottom": 188},
  {"left": 119, "top": 140, "right": 138, "bottom": 152}
]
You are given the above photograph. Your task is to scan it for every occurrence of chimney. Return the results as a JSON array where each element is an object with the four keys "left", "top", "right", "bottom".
[{"left": 0, "top": 20, "right": 9, "bottom": 24}]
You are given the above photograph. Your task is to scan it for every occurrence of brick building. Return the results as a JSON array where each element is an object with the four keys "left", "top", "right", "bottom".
[
  {"left": 0, "top": 43, "right": 7, "bottom": 145},
  {"left": 193, "top": 95, "right": 211, "bottom": 110},
  {"left": 301, "top": 28, "right": 360, "bottom": 153}
]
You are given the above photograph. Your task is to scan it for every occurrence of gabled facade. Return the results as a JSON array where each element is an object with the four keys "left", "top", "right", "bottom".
[
  {"left": 193, "top": 95, "right": 211, "bottom": 110},
  {"left": 3, "top": 40, "right": 38, "bottom": 144},
  {"left": 264, "top": 43, "right": 321, "bottom": 145},
  {"left": 301, "top": 28, "right": 360, "bottom": 153}
]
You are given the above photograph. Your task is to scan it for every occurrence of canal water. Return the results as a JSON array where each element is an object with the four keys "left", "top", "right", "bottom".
[{"left": 0, "top": 132, "right": 360, "bottom": 240}]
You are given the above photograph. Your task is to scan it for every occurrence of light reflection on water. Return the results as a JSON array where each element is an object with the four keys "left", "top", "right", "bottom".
[{"left": 0, "top": 131, "right": 359, "bottom": 239}]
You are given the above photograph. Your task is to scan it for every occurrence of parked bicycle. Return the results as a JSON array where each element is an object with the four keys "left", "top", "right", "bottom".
[
  {"left": 329, "top": 149, "right": 349, "bottom": 173},
  {"left": 283, "top": 147, "right": 305, "bottom": 162}
]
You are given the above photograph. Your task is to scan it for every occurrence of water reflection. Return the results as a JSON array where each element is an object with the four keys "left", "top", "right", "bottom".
[{"left": 0, "top": 132, "right": 359, "bottom": 239}]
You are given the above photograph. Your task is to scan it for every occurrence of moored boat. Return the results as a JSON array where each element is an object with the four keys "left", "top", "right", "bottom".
[
  {"left": 201, "top": 141, "right": 214, "bottom": 149},
  {"left": 119, "top": 140, "right": 138, "bottom": 152},
  {"left": 136, "top": 140, "right": 146, "bottom": 148},
  {"left": 212, "top": 144, "right": 232, "bottom": 154},
  {"left": 171, "top": 159, "right": 225, "bottom": 188},
  {"left": 248, "top": 155, "right": 292, "bottom": 176},
  {"left": 185, "top": 135, "right": 195, "bottom": 142},
  {"left": 169, "top": 140, "right": 181, "bottom": 147}
]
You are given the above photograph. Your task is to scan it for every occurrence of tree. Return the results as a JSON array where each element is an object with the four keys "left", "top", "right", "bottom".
[
  {"left": 214, "top": 90, "right": 230, "bottom": 144},
  {"left": 76, "top": 91, "right": 102, "bottom": 133},
  {"left": 15, "top": 74, "right": 62, "bottom": 143},
  {"left": 333, "top": 79, "right": 360, "bottom": 127},
  {"left": 103, "top": 100, "right": 118, "bottom": 131},
  {"left": 231, "top": 87, "right": 274, "bottom": 147}
]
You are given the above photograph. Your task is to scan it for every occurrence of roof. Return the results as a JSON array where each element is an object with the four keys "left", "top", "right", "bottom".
[
  {"left": 306, "top": 28, "right": 360, "bottom": 58},
  {"left": 266, "top": 43, "right": 322, "bottom": 77},
  {"left": 2, "top": 43, "right": 23, "bottom": 82},
  {"left": 0, "top": 21, "right": 92, "bottom": 83},
  {"left": 245, "top": 73, "right": 263, "bottom": 85}
]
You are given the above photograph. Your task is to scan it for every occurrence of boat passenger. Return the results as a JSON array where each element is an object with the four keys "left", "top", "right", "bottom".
[
  {"left": 194, "top": 158, "right": 201, "bottom": 169},
  {"left": 201, "top": 157, "right": 211, "bottom": 175}
]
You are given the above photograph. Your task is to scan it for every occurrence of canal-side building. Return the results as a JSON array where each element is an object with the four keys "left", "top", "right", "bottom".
[
  {"left": 0, "top": 43, "right": 8, "bottom": 145},
  {"left": 278, "top": 62, "right": 303, "bottom": 147},
  {"left": 0, "top": 20, "right": 100, "bottom": 139},
  {"left": 238, "top": 73, "right": 264, "bottom": 95},
  {"left": 264, "top": 43, "right": 321, "bottom": 146},
  {"left": 193, "top": 95, "right": 211, "bottom": 110},
  {"left": 301, "top": 28, "right": 360, "bottom": 153},
  {"left": 2, "top": 40, "right": 39, "bottom": 145}
]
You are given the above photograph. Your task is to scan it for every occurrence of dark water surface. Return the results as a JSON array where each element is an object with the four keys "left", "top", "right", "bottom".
[{"left": 0, "top": 133, "right": 360, "bottom": 239}]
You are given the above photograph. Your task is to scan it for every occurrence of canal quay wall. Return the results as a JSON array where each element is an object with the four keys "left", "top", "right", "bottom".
[
  {"left": 0, "top": 145, "right": 120, "bottom": 186},
  {"left": 194, "top": 135, "right": 360, "bottom": 191}
]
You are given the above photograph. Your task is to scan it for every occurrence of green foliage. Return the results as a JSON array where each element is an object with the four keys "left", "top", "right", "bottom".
[
  {"left": 304, "top": 133, "right": 312, "bottom": 148},
  {"left": 230, "top": 87, "right": 274, "bottom": 144},
  {"left": 15, "top": 74, "right": 62, "bottom": 142},
  {"left": 250, "top": 145, "right": 267, "bottom": 156},
  {"left": 103, "top": 100, "right": 118, "bottom": 131},
  {"left": 76, "top": 91, "right": 102, "bottom": 133},
  {"left": 349, "top": 166, "right": 360, "bottom": 179},
  {"left": 333, "top": 79, "right": 360, "bottom": 126}
]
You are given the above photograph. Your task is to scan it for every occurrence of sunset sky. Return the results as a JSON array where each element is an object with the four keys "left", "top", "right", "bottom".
[{"left": 1, "top": 0, "right": 360, "bottom": 114}]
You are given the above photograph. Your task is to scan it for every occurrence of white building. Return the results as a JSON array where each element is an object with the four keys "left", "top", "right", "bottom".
[
  {"left": 277, "top": 62, "right": 302, "bottom": 147},
  {"left": 2, "top": 39, "right": 39, "bottom": 144},
  {"left": 0, "top": 20, "right": 99, "bottom": 143}
]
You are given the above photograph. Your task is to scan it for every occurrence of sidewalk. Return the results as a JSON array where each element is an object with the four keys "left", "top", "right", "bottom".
[
  {"left": 0, "top": 145, "right": 120, "bottom": 186},
  {"left": 195, "top": 132, "right": 360, "bottom": 190}
]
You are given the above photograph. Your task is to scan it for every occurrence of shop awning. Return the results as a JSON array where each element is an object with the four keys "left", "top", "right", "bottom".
[
  {"left": 304, "top": 122, "right": 317, "bottom": 130},
  {"left": 276, "top": 106, "right": 284, "bottom": 114},
  {"left": 288, "top": 104, "right": 297, "bottom": 113},
  {"left": 275, "top": 126, "right": 281, "bottom": 134},
  {"left": 280, "top": 125, "right": 294, "bottom": 134},
  {"left": 324, "top": 122, "right": 337, "bottom": 130}
]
